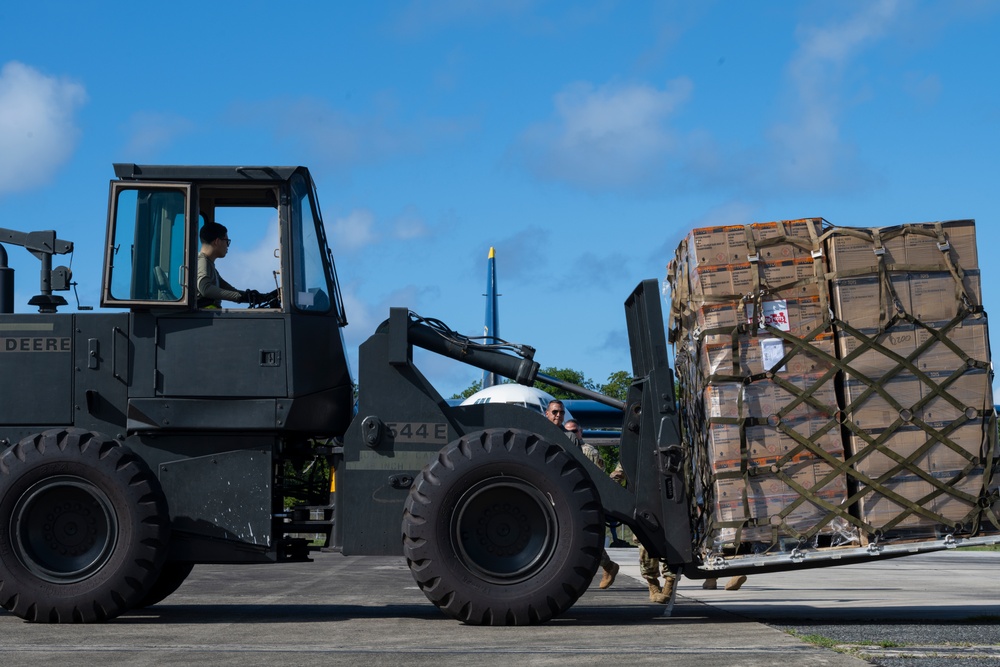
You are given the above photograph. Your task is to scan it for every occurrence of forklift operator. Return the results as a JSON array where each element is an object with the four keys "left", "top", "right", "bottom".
[{"left": 197, "top": 221, "right": 261, "bottom": 308}]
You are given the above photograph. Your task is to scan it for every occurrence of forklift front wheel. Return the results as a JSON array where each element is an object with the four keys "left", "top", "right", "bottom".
[
  {"left": 402, "top": 428, "right": 604, "bottom": 625},
  {"left": 0, "top": 429, "right": 169, "bottom": 622},
  {"left": 134, "top": 561, "right": 195, "bottom": 608}
]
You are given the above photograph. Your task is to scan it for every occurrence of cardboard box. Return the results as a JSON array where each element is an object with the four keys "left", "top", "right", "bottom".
[
  {"left": 713, "top": 457, "right": 850, "bottom": 544},
  {"left": 708, "top": 423, "right": 742, "bottom": 470},
  {"left": 690, "top": 257, "right": 823, "bottom": 300},
  {"left": 909, "top": 270, "right": 982, "bottom": 321},
  {"left": 758, "top": 257, "right": 824, "bottom": 293},
  {"left": 689, "top": 225, "right": 747, "bottom": 267},
  {"left": 704, "top": 382, "right": 744, "bottom": 420},
  {"left": 828, "top": 231, "right": 906, "bottom": 274},
  {"left": 747, "top": 425, "right": 844, "bottom": 469},
  {"left": 844, "top": 367, "right": 991, "bottom": 433},
  {"left": 701, "top": 333, "right": 836, "bottom": 380},
  {"left": 836, "top": 315, "right": 990, "bottom": 382},
  {"left": 699, "top": 294, "right": 830, "bottom": 346},
  {"left": 858, "top": 469, "right": 984, "bottom": 532},
  {"left": 703, "top": 376, "right": 840, "bottom": 423},
  {"left": 836, "top": 323, "right": 918, "bottom": 381},
  {"left": 743, "top": 374, "right": 838, "bottom": 422},
  {"left": 919, "top": 369, "right": 991, "bottom": 423},
  {"left": 903, "top": 220, "right": 978, "bottom": 270},
  {"left": 851, "top": 421, "right": 985, "bottom": 479},
  {"left": 827, "top": 220, "right": 978, "bottom": 275},
  {"left": 745, "top": 295, "right": 828, "bottom": 338},
  {"left": 844, "top": 375, "right": 922, "bottom": 431},
  {"left": 832, "top": 274, "right": 911, "bottom": 330},
  {"left": 914, "top": 314, "right": 989, "bottom": 372},
  {"left": 688, "top": 219, "right": 823, "bottom": 271},
  {"left": 696, "top": 301, "right": 743, "bottom": 337}
]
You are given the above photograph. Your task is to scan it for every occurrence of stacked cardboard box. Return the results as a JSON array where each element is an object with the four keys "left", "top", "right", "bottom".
[
  {"left": 671, "top": 218, "right": 997, "bottom": 552},
  {"left": 828, "top": 221, "right": 993, "bottom": 537},
  {"left": 677, "top": 219, "right": 854, "bottom": 548}
]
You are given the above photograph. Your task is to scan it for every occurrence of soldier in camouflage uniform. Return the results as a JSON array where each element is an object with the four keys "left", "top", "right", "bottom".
[
  {"left": 564, "top": 419, "right": 619, "bottom": 589},
  {"left": 639, "top": 543, "right": 675, "bottom": 604},
  {"left": 609, "top": 461, "right": 674, "bottom": 604}
]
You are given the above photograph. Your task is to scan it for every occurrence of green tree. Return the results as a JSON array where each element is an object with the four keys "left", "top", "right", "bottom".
[
  {"left": 533, "top": 366, "right": 596, "bottom": 399},
  {"left": 592, "top": 370, "right": 632, "bottom": 475},
  {"left": 599, "top": 370, "right": 631, "bottom": 401},
  {"left": 451, "top": 379, "right": 483, "bottom": 400}
]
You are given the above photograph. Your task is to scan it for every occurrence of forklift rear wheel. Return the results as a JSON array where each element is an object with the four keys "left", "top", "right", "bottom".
[
  {"left": 402, "top": 428, "right": 604, "bottom": 625},
  {"left": 0, "top": 429, "right": 169, "bottom": 622}
]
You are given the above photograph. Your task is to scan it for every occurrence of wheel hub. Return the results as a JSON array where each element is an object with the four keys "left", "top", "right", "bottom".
[
  {"left": 11, "top": 476, "right": 118, "bottom": 583},
  {"left": 453, "top": 477, "right": 557, "bottom": 583}
]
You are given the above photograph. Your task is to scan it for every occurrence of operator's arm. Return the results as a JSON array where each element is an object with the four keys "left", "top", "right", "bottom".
[{"left": 197, "top": 254, "right": 244, "bottom": 303}]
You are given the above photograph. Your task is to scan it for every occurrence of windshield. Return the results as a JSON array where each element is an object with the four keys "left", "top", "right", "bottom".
[{"left": 290, "top": 173, "right": 345, "bottom": 322}]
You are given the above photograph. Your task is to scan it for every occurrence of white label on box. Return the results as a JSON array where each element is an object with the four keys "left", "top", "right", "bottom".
[
  {"left": 747, "top": 300, "right": 790, "bottom": 332},
  {"left": 760, "top": 338, "right": 787, "bottom": 372}
]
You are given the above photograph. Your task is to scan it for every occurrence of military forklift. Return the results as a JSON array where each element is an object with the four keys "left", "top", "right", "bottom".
[
  {"left": 0, "top": 164, "right": 690, "bottom": 624},
  {"left": 9, "top": 166, "right": 994, "bottom": 626}
]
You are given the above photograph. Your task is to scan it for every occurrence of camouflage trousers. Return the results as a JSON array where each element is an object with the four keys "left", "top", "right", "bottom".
[
  {"left": 638, "top": 543, "right": 674, "bottom": 582},
  {"left": 600, "top": 549, "right": 613, "bottom": 569}
]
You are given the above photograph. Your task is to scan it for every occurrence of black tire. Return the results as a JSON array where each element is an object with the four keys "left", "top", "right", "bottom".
[
  {"left": 0, "top": 429, "right": 169, "bottom": 622},
  {"left": 134, "top": 561, "right": 194, "bottom": 608},
  {"left": 402, "top": 429, "right": 604, "bottom": 625}
]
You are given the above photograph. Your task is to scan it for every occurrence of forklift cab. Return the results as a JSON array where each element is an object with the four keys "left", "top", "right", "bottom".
[
  {"left": 102, "top": 164, "right": 346, "bottom": 320},
  {"left": 100, "top": 164, "right": 353, "bottom": 435}
]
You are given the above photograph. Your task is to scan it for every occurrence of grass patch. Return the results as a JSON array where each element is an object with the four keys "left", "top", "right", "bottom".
[
  {"left": 785, "top": 630, "right": 915, "bottom": 658},
  {"left": 787, "top": 631, "right": 839, "bottom": 649},
  {"left": 854, "top": 640, "right": 905, "bottom": 648},
  {"left": 957, "top": 544, "right": 1000, "bottom": 551}
]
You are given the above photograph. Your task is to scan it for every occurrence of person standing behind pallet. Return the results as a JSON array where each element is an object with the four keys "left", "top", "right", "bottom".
[
  {"left": 701, "top": 575, "right": 747, "bottom": 590},
  {"left": 557, "top": 413, "right": 619, "bottom": 590},
  {"left": 610, "top": 462, "right": 674, "bottom": 604}
]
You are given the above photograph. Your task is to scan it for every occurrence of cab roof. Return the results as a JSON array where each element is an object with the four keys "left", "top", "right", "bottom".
[{"left": 113, "top": 164, "right": 309, "bottom": 183}]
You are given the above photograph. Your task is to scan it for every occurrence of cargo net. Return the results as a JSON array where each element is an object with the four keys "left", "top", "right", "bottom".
[{"left": 667, "top": 219, "right": 1000, "bottom": 563}]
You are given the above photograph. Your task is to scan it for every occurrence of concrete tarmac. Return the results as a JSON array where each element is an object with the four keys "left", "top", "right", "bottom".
[{"left": 0, "top": 549, "right": 996, "bottom": 666}]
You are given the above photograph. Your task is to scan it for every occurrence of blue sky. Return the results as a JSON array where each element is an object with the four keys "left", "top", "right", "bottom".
[{"left": 2, "top": 1, "right": 1000, "bottom": 399}]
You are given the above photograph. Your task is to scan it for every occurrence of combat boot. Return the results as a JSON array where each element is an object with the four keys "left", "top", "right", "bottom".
[
  {"left": 646, "top": 579, "right": 668, "bottom": 604},
  {"left": 701, "top": 577, "right": 718, "bottom": 590},
  {"left": 660, "top": 575, "right": 676, "bottom": 601},
  {"left": 598, "top": 561, "right": 619, "bottom": 589},
  {"left": 725, "top": 575, "right": 747, "bottom": 591}
]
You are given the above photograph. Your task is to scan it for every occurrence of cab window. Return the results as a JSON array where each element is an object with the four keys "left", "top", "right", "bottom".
[
  {"left": 104, "top": 184, "right": 189, "bottom": 306},
  {"left": 290, "top": 174, "right": 332, "bottom": 313}
]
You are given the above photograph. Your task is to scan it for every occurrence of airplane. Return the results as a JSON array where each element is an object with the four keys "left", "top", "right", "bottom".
[
  {"left": 482, "top": 246, "right": 499, "bottom": 389},
  {"left": 459, "top": 247, "right": 625, "bottom": 437},
  {"left": 458, "top": 383, "right": 623, "bottom": 442}
]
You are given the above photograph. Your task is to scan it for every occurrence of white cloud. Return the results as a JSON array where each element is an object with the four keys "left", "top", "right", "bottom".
[
  {"left": 515, "top": 79, "right": 693, "bottom": 192},
  {"left": 481, "top": 227, "right": 551, "bottom": 285},
  {"left": 328, "top": 206, "right": 433, "bottom": 252},
  {"left": 0, "top": 61, "right": 86, "bottom": 195},
  {"left": 222, "top": 216, "right": 282, "bottom": 292},
  {"left": 237, "top": 97, "right": 473, "bottom": 171},
  {"left": 121, "top": 111, "right": 194, "bottom": 159},
  {"left": 330, "top": 209, "right": 378, "bottom": 251},
  {"left": 391, "top": 207, "right": 430, "bottom": 240},
  {"left": 765, "top": 0, "right": 900, "bottom": 191}
]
